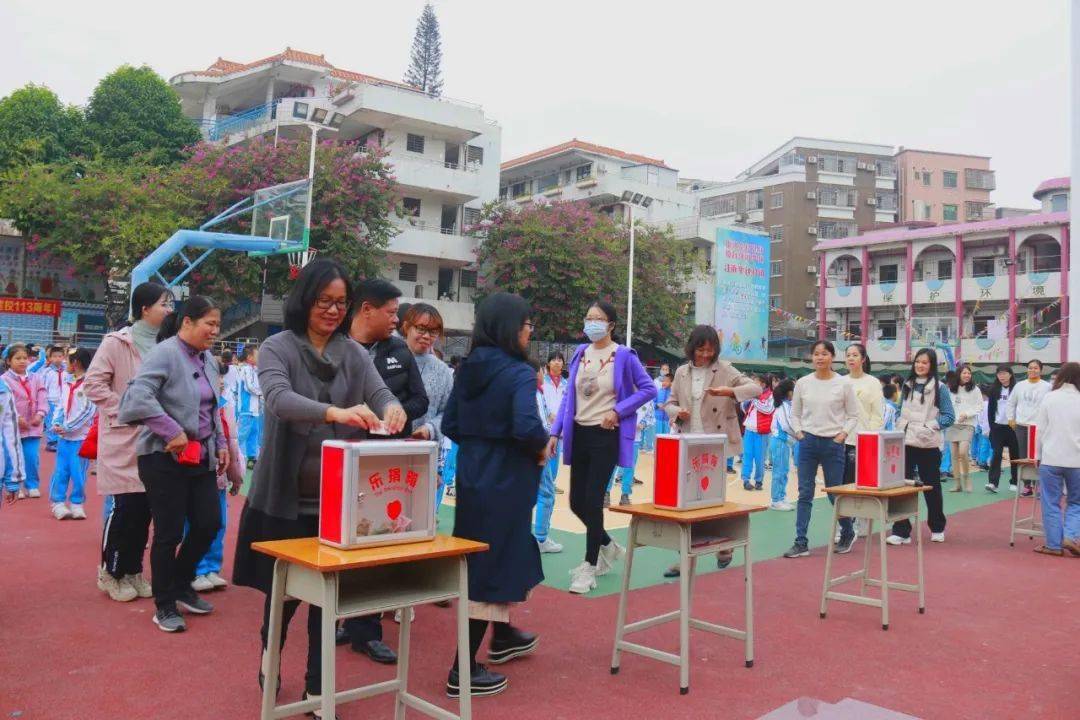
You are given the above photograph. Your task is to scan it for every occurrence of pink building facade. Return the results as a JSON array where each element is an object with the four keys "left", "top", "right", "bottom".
[{"left": 896, "top": 149, "right": 995, "bottom": 226}]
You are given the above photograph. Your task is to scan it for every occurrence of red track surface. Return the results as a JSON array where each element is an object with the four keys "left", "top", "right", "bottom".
[{"left": 2, "top": 454, "right": 1078, "bottom": 720}]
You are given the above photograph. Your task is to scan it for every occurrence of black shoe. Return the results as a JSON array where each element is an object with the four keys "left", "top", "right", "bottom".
[
  {"left": 176, "top": 591, "right": 214, "bottom": 615},
  {"left": 335, "top": 626, "right": 349, "bottom": 646},
  {"left": 353, "top": 639, "right": 397, "bottom": 665},
  {"left": 663, "top": 564, "right": 680, "bottom": 578},
  {"left": 754, "top": 484, "right": 763, "bottom": 491},
  {"left": 45, "top": 443, "right": 57, "bottom": 453},
  {"left": 716, "top": 551, "right": 733, "bottom": 569},
  {"left": 743, "top": 483, "right": 754, "bottom": 491},
  {"left": 247, "top": 458, "right": 256, "bottom": 470},
  {"left": 488, "top": 626, "right": 538, "bottom": 665},
  {"left": 446, "top": 664, "right": 507, "bottom": 698},
  {"left": 783, "top": 543, "right": 810, "bottom": 558},
  {"left": 152, "top": 606, "right": 186, "bottom": 633},
  {"left": 836, "top": 534, "right": 856, "bottom": 555}
]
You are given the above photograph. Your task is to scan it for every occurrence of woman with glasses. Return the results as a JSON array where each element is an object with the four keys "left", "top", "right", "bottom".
[{"left": 232, "top": 259, "right": 404, "bottom": 715}]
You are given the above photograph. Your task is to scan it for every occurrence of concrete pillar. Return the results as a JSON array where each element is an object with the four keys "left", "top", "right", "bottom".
[
  {"left": 860, "top": 247, "right": 870, "bottom": 345},
  {"left": 905, "top": 242, "right": 914, "bottom": 361},
  {"left": 1008, "top": 229, "right": 1018, "bottom": 363},
  {"left": 818, "top": 253, "right": 827, "bottom": 341},
  {"left": 1062, "top": 224, "right": 1070, "bottom": 363},
  {"left": 1071, "top": 0, "right": 1080, "bottom": 360},
  {"left": 955, "top": 234, "right": 964, "bottom": 360}
]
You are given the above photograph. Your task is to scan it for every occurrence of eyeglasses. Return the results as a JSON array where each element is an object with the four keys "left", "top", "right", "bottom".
[
  {"left": 412, "top": 326, "right": 441, "bottom": 338},
  {"left": 524, "top": 321, "right": 536, "bottom": 331},
  {"left": 314, "top": 297, "right": 348, "bottom": 312}
]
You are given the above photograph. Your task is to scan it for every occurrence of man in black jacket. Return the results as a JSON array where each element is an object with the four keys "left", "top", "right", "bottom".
[{"left": 340, "top": 278, "right": 429, "bottom": 664}]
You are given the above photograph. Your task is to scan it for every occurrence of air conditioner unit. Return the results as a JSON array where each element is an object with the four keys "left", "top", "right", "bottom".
[
  {"left": 806, "top": 191, "right": 817, "bottom": 200},
  {"left": 867, "top": 197, "right": 877, "bottom": 206},
  {"left": 808, "top": 226, "right": 818, "bottom": 235},
  {"left": 807, "top": 156, "right": 818, "bottom": 164},
  {"left": 806, "top": 329, "right": 817, "bottom": 338},
  {"left": 805, "top": 300, "right": 817, "bottom": 309},
  {"left": 808, "top": 265, "right": 818, "bottom": 273}
]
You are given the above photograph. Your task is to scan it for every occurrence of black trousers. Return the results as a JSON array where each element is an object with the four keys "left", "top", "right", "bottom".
[
  {"left": 343, "top": 614, "right": 383, "bottom": 646},
  {"left": 101, "top": 491, "right": 152, "bottom": 579},
  {"left": 569, "top": 424, "right": 619, "bottom": 565},
  {"left": 138, "top": 452, "right": 221, "bottom": 609},
  {"left": 891, "top": 446, "right": 946, "bottom": 537},
  {"left": 261, "top": 592, "right": 322, "bottom": 695},
  {"left": 988, "top": 423, "right": 1020, "bottom": 488}
]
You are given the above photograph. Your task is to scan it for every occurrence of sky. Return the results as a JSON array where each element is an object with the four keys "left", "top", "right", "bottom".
[{"left": 0, "top": 0, "right": 1068, "bottom": 208}]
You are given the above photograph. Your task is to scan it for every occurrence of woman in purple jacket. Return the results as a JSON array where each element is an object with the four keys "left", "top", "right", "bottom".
[{"left": 547, "top": 301, "right": 656, "bottom": 594}]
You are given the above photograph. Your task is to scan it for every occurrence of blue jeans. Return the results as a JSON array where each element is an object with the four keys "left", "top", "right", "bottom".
[
  {"left": 238, "top": 414, "right": 262, "bottom": 460},
  {"left": 1038, "top": 464, "right": 1080, "bottom": 551},
  {"left": 608, "top": 441, "right": 642, "bottom": 497},
  {"left": 794, "top": 433, "right": 851, "bottom": 547},
  {"left": 3, "top": 437, "right": 41, "bottom": 491},
  {"left": 742, "top": 431, "right": 768, "bottom": 485},
  {"left": 770, "top": 431, "right": 794, "bottom": 504},
  {"left": 533, "top": 440, "right": 560, "bottom": 542},
  {"left": 195, "top": 489, "right": 228, "bottom": 576},
  {"left": 49, "top": 438, "right": 88, "bottom": 505}
]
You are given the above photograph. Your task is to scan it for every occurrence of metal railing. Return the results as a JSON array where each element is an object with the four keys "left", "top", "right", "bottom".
[
  {"left": 197, "top": 101, "right": 281, "bottom": 142},
  {"left": 393, "top": 218, "right": 468, "bottom": 236}
]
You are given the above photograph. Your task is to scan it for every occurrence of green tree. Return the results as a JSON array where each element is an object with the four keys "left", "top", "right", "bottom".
[
  {"left": 85, "top": 65, "right": 200, "bottom": 164},
  {"left": 0, "top": 85, "right": 90, "bottom": 171},
  {"left": 475, "top": 202, "right": 701, "bottom": 348},
  {"left": 403, "top": 3, "right": 444, "bottom": 96}
]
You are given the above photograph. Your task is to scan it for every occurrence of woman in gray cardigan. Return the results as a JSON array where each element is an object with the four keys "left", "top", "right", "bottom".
[{"left": 232, "top": 259, "right": 403, "bottom": 712}]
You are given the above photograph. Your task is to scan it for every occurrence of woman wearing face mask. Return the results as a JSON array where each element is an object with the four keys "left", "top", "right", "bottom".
[
  {"left": 986, "top": 365, "right": 1020, "bottom": 493},
  {"left": 548, "top": 301, "right": 656, "bottom": 595},
  {"left": 886, "top": 348, "right": 955, "bottom": 546},
  {"left": 1007, "top": 359, "right": 1052, "bottom": 496},
  {"left": 946, "top": 364, "right": 984, "bottom": 493}
]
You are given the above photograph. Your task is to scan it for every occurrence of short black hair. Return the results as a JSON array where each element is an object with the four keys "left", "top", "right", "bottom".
[
  {"left": 240, "top": 346, "right": 258, "bottom": 362},
  {"left": 587, "top": 299, "right": 618, "bottom": 326},
  {"left": 220, "top": 349, "right": 233, "bottom": 364},
  {"left": 356, "top": 278, "right": 402, "bottom": 309},
  {"left": 157, "top": 296, "right": 219, "bottom": 343},
  {"left": 47, "top": 345, "right": 63, "bottom": 357},
  {"left": 684, "top": 324, "right": 720, "bottom": 363},
  {"left": 471, "top": 292, "right": 531, "bottom": 361},
  {"left": 130, "top": 281, "right": 171, "bottom": 323},
  {"left": 882, "top": 383, "right": 898, "bottom": 400},
  {"left": 810, "top": 340, "right": 836, "bottom": 357},
  {"left": 283, "top": 258, "right": 353, "bottom": 335},
  {"left": 1026, "top": 358, "right": 1044, "bottom": 370},
  {"left": 67, "top": 347, "right": 94, "bottom": 371},
  {"left": 397, "top": 302, "right": 413, "bottom": 324}
]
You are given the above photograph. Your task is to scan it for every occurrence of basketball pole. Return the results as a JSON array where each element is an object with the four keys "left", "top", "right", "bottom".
[{"left": 1070, "top": 0, "right": 1079, "bottom": 360}]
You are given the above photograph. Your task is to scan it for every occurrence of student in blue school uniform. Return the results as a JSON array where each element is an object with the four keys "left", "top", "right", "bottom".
[
  {"left": 235, "top": 345, "right": 263, "bottom": 468},
  {"left": 971, "top": 392, "right": 993, "bottom": 469},
  {"left": 768, "top": 378, "right": 796, "bottom": 511},
  {"left": 882, "top": 383, "right": 900, "bottom": 431},
  {"left": 654, "top": 373, "right": 672, "bottom": 436},
  {"left": 535, "top": 354, "right": 566, "bottom": 553},
  {"left": 48, "top": 348, "right": 96, "bottom": 520},
  {"left": 608, "top": 400, "right": 654, "bottom": 507},
  {"left": 37, "top": 345, "right": 66, "bottom": 452},
  {"left": 0, "top": 376, "right": 26, "bottom": 508}
]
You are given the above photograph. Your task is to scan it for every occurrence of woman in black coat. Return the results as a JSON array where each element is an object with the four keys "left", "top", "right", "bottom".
[{"left": 441, "top": 292, "right": 549, "bottom": 699}]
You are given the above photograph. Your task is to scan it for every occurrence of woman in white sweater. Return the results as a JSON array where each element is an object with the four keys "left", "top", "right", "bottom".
[
  {"left": 946, "top": 364, "right": 984, "bottom": 493},
  {"left": 1032, "top": 362, "right": 1080, "bottom": 557},
  {"left": 1007, "top": 359, "right": 1052, "bottom": 465}
]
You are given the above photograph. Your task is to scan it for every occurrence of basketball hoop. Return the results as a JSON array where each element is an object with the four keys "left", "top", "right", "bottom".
[{"left": 287, "top": 246, "right": 317, "bottom": 279}]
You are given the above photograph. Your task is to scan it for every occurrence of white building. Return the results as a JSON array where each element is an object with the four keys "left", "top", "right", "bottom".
[{"left": 170, "top": 48, "right": 501, "bottom": 333}]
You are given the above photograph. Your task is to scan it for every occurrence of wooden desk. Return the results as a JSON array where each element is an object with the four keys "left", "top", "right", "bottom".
[
  {"left": 1009, "top": 460, "right": 1044, "bottom": 546},
  {"left": 252, "top": 535, "right": 488, "bottom": 720},
  {"left": 608, "top": 502, "right": 766, "bottom": 695},
  {"left": 820, "top": 485, "right": 929, "bottom": 630}
]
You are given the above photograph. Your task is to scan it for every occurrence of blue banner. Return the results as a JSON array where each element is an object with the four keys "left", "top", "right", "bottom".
[{"left": 714, "top": 228, "right": 771, "bottom": 361}]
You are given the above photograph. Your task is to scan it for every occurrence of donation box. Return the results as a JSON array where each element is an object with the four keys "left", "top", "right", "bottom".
[
  {"left": 319, "top": 440, "right": 438, "bottom": 549},
  {"left": 855, "top": 431, "right": 906, "bottom": 490},
  {"left": 653, "top": 433, "right": 728, "bottom": 510}
]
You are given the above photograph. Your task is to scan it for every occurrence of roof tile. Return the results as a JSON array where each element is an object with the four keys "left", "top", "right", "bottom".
[{"left": 501, "top": 139, "right": 672, "bottom": 171}]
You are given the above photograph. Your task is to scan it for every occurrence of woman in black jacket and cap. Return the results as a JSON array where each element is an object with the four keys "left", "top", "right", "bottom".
[{"left": 441, "top": 292, "right": 550, "bottom": 699}]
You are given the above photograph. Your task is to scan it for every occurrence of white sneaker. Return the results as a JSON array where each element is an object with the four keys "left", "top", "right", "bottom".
[
  {"left": 568, "top": 563, "right": 597, "bottom": 594},
  {"left": 17, "top": 489, "right": 27, "bottom": 499},
  {"left": 885, "top": 535, "right": 911, "bottom": 546},
  {"left": 100, "top": 572, "right": 138, "bottom": 602},
  {"left": 537, "top": 538, "right": 564, "bottom": 553},
  {"left": 51, "top": 502, "right": 71, "bottom": 520},
  {"left": 191, "top": 575, "right": 215, "bottom": 593},
  {"left": 596, "top": 540, "right": 625, "bottom": 576},
  {"left": 393, "top": 607, "right": 417, "bottom": 623},
  {"left": 97, "top": 567, "right": 109, "bottom": 592},
  {"left": 69, "top": 504, "right": 86, "bottom": 520},
  {"left": 930, "top": 532, "right": 945, "bottom": 543},
  {"left": 27, "top": 488, "right": 41, "bottom": 498},
  {"left": 124, "top": 573, "right": 153, "bottom": 598},
  {"left": 206, "top": 571, "right": 228, "bottom": 589},
  {"left": 769, "top": 501, "right": 794, "bottom": 511},
  {"left": 1009, "top": 484, "right": 1018, "bottom": 492}
]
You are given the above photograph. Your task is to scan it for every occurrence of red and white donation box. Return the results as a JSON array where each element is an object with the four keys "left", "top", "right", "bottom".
[
  {"left": 855, "top": 431, "right": 906, "bottom": 489},
  {"left": 319, "top": 440, "right": 438, "bottom": 549},
  {"left": 653, "top": 433, "right": 728, "bottom": 510}
]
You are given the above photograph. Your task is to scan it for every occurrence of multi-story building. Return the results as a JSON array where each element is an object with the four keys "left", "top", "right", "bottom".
[
  {"left": 895, "top": 148, "right": 995, "bottom": 225},
  {"left": 170, "top": 48, "right": 501, "bottom": 333},
  {"left": 815, "top": 177, "right": 1069, "bottom": 366},
  {"left": 693, "top": 138, "right": 898, "bottom": 338}
]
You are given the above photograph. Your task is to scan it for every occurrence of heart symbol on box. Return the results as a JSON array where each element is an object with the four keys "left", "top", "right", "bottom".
[
  {"left": 700, "top": 476, "right": 710, "bottom": 491},
  {"left": 890, "top": 463, "right": 897, "bottom": 474},
  {"left": 386, "top": 500, "right": 402, "bottom": 520}
]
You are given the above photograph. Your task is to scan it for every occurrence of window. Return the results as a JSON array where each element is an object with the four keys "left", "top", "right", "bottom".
[
  {"left": 701, "top": 195, "right": 738, "bottom": 216},
  {"left": 876, "top": 319, "right": 898, "bottom": 341},
  {"left": 460, "top": 269, "right": 478, "bottom": 288},
  {"left": 943, "top": 171, "right": 958, "bottom": 189},
  {"left": 770, "top": 260, "right": 783, "bottom": 277},
  {"left": 878, "top": 264, "right": 899, "bottom": 284},
  {"left": 875, "top": 159, "right": 897, "bottom": 178},
  {"left": 817, "top": 221, "right": 857, "bottom": 240},
  {"left": 920, "top": 171, "right": 931, "bottom": 186},
  {"left": 463, "top": 207, "right": 481, "bottom": 228},
  {"left": 398, "top": 262, "right": 418, "bottom": 282},
  {"left": 770, "top": 192, "right": 784, "bottom": 209},
  {"left": 499, "top": 186, "right": 508, "bottom": 200},
  {"left": 769, "top": 225, "right": 784, "bottom": 243},
  {"left": 937, "top": 259, "right": 953, "bottom": 280},
  {"left": 402, "top": 197, "right": 421, "bottom": 217},
  {"left": 965, "top": 169, "right": 996, "bottom": 190},
  {"left": 965, "top": 201, "right": 991, "bottom": 221},
  {"left": 875, "top": 192, "right": 898, "bottom": 211},
  {"left": 818, "top": 185, "right": 857, "bottom": 208},
  {"left": 971, "top": 257, "right": 996, "bottom": 277},
  {"left": 537, "top": 173, "right": 559, "bottom": 192},
  {"left": 846, "top": 266, "right": 862, "bottom": 286},
  {"left": 943, "top": 204, "right": 958, "bottom": 222},
  {"left": 769, "top": 295, "right": 782, "bottom": 309},
  {"left": 511, "top": 181, "right": 528, "bottom": 198},
  {"left": 973, "top": 315, "right": 995, "bottom": 336},
  {"left": 819, "top": 154, "right": 855, "bottom": 174},
  {"left": 576, "top": 163, "right": 593, "bottom": 181},
  {"left": 406, "top": 133, "right": 425, "bottom": 153},
  {"left": 847, "top": 321, "right": 862, "bottom": 340},
  {"left": 1051, "top": 193, "right": 1069, "bottom": 212},
  {"left": 745, "top": 190, "right": 764, "bottom": 210},
  {"left": 918, "top": 202, "right": 932, "bottom": 220},
  {"left": 466, "top": 144, "right": 483, "bottom": 166}
]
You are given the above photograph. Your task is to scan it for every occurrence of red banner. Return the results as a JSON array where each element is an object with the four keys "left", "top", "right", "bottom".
[{"left": 0, "top": 297, "right": 62, "bottom": 316}]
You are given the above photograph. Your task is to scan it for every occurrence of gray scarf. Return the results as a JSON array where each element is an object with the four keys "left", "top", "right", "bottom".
[{"left": 130, "top": 320, "right": 157, "bottom": 357}]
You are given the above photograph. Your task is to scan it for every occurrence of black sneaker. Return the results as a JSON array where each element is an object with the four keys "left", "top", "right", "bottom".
[
  {"left": 446, "top": 664, "right": 507, "bottom": 698},
  {"left": 153, "top": 606, "right": 187, "bottom": 633},
  {"left": 488, "top": 626, "right": 538, "bottom": 665},
  {"left": 176, "top": 591, "right": 214, "bottom": 615},
  {"left": 716, "top": 551, "right": 733, "bottom": 569},
  {"left": 836, "top": 534, "right": 856, "bottom": 555},
  {"left": 783, "top": 543, "right": 810, "bottom": 558}
]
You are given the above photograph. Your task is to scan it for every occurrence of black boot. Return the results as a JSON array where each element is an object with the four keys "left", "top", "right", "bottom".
[{"left": 488, "top": 623, "right": 539, "bottom": 665}]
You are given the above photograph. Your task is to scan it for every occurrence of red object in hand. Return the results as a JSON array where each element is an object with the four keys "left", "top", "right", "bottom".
[{"left": 177, "top": 439, "right": 202, "bottom": 466}]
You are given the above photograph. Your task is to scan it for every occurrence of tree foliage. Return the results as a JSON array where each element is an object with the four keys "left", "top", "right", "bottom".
[
  {"left": 474, "top": 202, "right": 701, "bottom": 348},
  {"left": 0, "top": 85, "right": 91, "bottom": 171},
  {"left": 404, "top": 3, "right": 444, "bottom": 96},
  {"left": 85, "top": 65, "right": 200, "bottom": 164}
]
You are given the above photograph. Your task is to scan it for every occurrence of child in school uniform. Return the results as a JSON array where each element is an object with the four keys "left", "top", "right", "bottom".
[
  {"left": 2, "top": 343, "right": 48, "bottom": 498},
  {"left": 609, "top": 400, "right": 654, "bottom": 507},
  {"left": 48, "top": 348, "right": 96, "bottom": 520},
  {"left": 882, "top": 383, "right": 900, "bottom": 431},
  {"left": 191, "top": 403, "right": 244, "bottom": 592},
  {"left": 0, "top": 378, "right": 25, "bottom": 507},
  {"left": 971, "top": 395, "right": 993, "bottom": 469},
  {"left": 768, "top": 379, "right": 796, "bottom": 510},
  {"left": 37, "top": 345, "right": 66, "bottom": 452},
  {"left": 654, "top": 374, "right": 672, "bottom": 436}
]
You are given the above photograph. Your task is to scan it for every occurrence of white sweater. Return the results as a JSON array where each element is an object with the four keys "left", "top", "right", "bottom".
[
  {"left": 1034, "top": 385, "right": 1080, "bottom": 468},
  {"left": 952, "top": 385, "right": 984, "bottom": 427},
  {"left": 1007, "top": 379, "right": 1051, "bottom": 426},
  {"left": 790, "top": 373, "right": 860, "bottom": 439}
]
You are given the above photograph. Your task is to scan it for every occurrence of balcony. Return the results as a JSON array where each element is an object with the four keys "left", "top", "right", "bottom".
[
  {"left": 1018, "top": 270, "right": 1061, "bottom": 300},
  {"left": 962, "top": 273, "right": 1008, "bottom": 302},
  {"left": 866, "top": 337, "right": 904, "bottom": 363},
  {"left": 389, "top": 153, "right": 482, "bottom": 202},
  {"left": 961, "top": 337, "right": 1008, "bottom": 364},
  {"left": 1018, "top": 335, "right": 1061, "bottom": 363},
  {"left": 399, "top": 295, "right": 474, "bottom": 332},
  {"left": 825, "top": 283, "right": 862, "bottom": 309},
  {"left": 390, "top": 221, "right": 477, "bottom": 264},
  {"left": 197, "top": 101, "right": 280, "bottom": 143},
  {"left": 911, "top": 278, "right": 955, "bottom": 304},
  {"left": 349, "top": 82, "right": 489, "bottom": 137},
  {"left": 867, "top": 281, "right": 905, "bottom": 306}
]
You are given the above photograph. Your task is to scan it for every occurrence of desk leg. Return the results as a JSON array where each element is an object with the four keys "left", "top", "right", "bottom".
[
  {"left": 1010, "top": 475, "right": 1021, "bottom": 546},
  {"left": 819, "top": 498, "right": 842, "bottom": 619},
  {"left": 260, "top": 559, "right": 286, "bottom": 720},
  {"left": 610, "top": 518, "right": 637, "bottom": 675},
  {"left": 320, "top": 574, "right": 338, "bottom": 720},
  {"left": 678, "top": 525, "right": 691, "bottom": 695},
  {"left": 916, "top": 498, "right": 926, "bottom": 615},
  {"left": 743, "top": 538, "right": 754, "bottom": 669},
  {"left": 456, "top": 557, "right": 472, "bottom": 720},
  {"left": 859, "top": 517, "right": 874, "bottom": 597},
  {"left": 394, "top": 599, "right": 412, "bottom": 720},
  {"left": 878, "top": 501, "right": 889, "bottom": 631}
]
